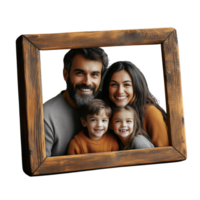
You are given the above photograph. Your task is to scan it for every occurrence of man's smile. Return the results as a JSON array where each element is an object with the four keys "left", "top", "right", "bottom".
[
  {"left": 78, "top": 87, "right": 93, "bottom": 94},
  {"left": 80, "top": 88, "right": 92, "bottom": 92},
  {"left": 76, "top": 84, "right": 96, "bottom": 95}
]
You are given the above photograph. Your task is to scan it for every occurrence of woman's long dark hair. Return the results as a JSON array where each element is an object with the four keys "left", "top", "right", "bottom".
[{"left": 102, "top": 61, "right": 167, "bottom": 127}]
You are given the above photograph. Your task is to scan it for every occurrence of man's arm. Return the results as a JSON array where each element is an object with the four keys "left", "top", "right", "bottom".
[{"left": 44, "top": 120, "right": 54, "bottom": 157}]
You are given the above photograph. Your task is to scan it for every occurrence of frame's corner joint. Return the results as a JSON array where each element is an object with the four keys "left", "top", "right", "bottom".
[{"left": 32, "top": 157, "right": 47, "bottom": 176}]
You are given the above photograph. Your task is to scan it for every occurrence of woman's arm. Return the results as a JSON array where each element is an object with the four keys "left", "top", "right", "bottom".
[{"left": 143, "top": 105, "right": 169, "bottom": 147}]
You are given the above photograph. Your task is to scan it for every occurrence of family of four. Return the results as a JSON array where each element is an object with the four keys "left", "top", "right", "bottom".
[{"left": 44, "top": 48, "right": 169, "bottom": 157}]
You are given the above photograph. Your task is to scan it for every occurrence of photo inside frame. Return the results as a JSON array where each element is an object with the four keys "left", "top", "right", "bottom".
[{"left": 42, "top": 45, "right": 170, "bottom": 159}]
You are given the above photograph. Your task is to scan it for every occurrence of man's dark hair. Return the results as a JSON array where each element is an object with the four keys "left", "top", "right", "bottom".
[{"left": 61, "top": 47, "right": 110, "bottom": 78}]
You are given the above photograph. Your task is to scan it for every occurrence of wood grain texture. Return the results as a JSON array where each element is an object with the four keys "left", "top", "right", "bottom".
[
  {"left": 40, "top": 54, "right": 45, "bottom": 103},
  {"left": 16, "top": 36, "right": 46, "bottom": 175},
  {"left": 162, "top": 30, "right": 187, "bottom": 158},
  {"left": 161, "top": 43, "right": 173, "bottom": 146},
  {"left": 33, "top": 147, "right": 184, "bottom": 175},
  {"left": 16, "top": 36, "right": 31, "bottom": 175},
  {"left": 176, "top": 30, "right": 189, "bottom": 160},
  {"left": 16, "top": 28, "right": 187, "bottom": 176},
  {"left": 24, "top": 28, "right": 174, "bottom": 50}
]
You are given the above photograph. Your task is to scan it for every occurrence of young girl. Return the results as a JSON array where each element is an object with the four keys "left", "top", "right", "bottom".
[{"left": 110, "top": 105, "right": 154, "bottom": 150}]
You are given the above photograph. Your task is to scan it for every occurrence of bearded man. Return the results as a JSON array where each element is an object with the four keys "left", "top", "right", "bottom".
[{"left": 44, "top": 48, "right": 109, "bottom": 157}]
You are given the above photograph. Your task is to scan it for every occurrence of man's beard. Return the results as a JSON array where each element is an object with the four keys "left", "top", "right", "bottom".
[{"left": 67, "top": 77, "right": 99, "bottom": 107}]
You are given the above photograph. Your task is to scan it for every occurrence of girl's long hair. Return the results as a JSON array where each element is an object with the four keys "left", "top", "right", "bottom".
[
  {"left": 111, "top": 106, "right": 150, "bottom": 148},
  {"left": 102, "top": 61, "right": 167, "bottom": 127}
]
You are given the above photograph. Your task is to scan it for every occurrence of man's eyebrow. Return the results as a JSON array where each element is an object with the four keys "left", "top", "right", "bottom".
[
  {"left": 110, "top": 80, "right": 132, "bottom": 83},
  {"left": 74, "top": 69, "right": 84, "bottom": 72},
  {"left": 74, "top": 69, "right": 85, "bottom": 72},
  {"left": 73, "top": 69, "right": 101, "bottom": 74}
]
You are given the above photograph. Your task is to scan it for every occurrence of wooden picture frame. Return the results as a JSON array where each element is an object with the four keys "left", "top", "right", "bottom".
[{"left": 16, "top": 28, "right": 186, "bottom": 176}]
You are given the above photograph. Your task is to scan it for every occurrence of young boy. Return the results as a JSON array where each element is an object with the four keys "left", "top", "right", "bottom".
[{"left": 68, "top": 99, "right": 119, "bottom": 155}]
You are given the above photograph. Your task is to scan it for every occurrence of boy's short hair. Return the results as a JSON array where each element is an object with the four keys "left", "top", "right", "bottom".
[{"left": 81, "top": 99, "right": 112, "bottom": 121}]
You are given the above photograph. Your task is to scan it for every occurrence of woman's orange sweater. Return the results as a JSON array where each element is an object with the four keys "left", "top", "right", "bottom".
[{"left": 143, "top": 105, "right": 169, "bottom": 147}]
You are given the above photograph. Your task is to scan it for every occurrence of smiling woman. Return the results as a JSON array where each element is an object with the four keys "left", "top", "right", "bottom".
[{"left": 102, "top": 61, "right": 169, "bottom": 147}]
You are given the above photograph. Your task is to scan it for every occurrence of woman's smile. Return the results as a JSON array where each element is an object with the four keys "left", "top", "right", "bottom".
[{"left": 115, "top": 96, "right": 128, "bottom": 100}]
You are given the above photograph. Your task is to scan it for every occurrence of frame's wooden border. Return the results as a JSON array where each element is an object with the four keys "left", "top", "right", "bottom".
[{"left": 16, "top": 28, "right": 186, "bottom": 176}]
